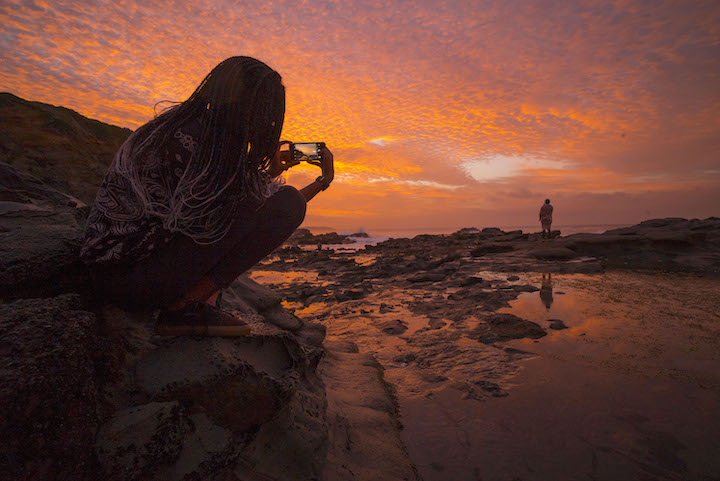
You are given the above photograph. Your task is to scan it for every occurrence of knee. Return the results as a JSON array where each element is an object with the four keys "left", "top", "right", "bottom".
[{"left": 271, "top": 186, "right": 306, "bottom": 229}]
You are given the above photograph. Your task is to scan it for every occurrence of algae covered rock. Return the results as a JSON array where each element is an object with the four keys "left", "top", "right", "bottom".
[
  {"left": 97, "top": 401, "right": 190, "bottom": 480},
  {"left": 0, "top": 294, "right": 102, "bottom": 480},
  {"left": 99, "top": 325, "right": 328, "bottom": 481}
]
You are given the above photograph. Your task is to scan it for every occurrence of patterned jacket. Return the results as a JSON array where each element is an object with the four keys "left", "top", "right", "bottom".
[{"left": 80, "top": 121, "right": 281, "bottom": 265}]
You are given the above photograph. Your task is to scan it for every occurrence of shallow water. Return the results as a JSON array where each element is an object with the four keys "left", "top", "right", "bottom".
[
  {"left": 249, "top": 267, "right": 720, "bottom": 480},
  {"left": 250, "top": 269, "right": 324, "bottom": 286},
  {"left": 400, "top": 272, "right": 720, "bottom": 481}
]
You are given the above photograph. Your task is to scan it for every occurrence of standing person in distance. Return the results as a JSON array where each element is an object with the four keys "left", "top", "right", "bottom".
[{"left": 539, "top": 198, "right": 554, "bottom": 239}]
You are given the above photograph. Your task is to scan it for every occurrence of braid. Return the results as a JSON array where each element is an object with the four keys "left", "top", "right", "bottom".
[{"left": 114, "top": 57, "right": 285, "bottom": 244}]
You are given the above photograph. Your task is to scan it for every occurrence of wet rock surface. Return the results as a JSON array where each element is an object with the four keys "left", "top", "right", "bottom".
[
  {"left": 320, "top": 347, "right": 421, "bottom": 481},
  {"left": 252, "top": 251, "right": 551, "bottom": 411},
  {"left": 468, "top": 313, "right": 547, "bottom": 343},
  {"left": 250, "top": 235, "right": 720, "bottom": 481},
  {"left": 548, "top": 319, "right": 568, "bottom": 330},
  {"left": 377, "top": 318, "right": 409, "bottom": 334},
  {"left": 242, "top": 217, "right": 720, "bottom": 481}
]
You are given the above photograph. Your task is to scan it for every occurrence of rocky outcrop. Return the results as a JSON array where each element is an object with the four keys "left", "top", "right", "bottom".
[
  {"left": 0, "top": 158, "right": 83, "bottom": 209},
  {"left": 357, "top": 219, "right": 720, "bottom": 275},
  {"left": 286, "top": 228, "right": 368, "bottom": 246},
  {"left": 321, "top": 341, "right": 421, "bottom": 481},
  {"left": 0, "top": 222, "right": 87, "bottom": 298},
  {"left": 1, "top": 162, "right": 91, "bottom": 298},
  {"left": 557, "top": 218, "right": 720, "bottom": 272},
  {"left": 1, "top": 284, "right": 328, "bottom": 481},
  {"left": 98, "top": 305, "right": 328, "bottom": 481},
  {"left": 0, "top": 161, "right": 416, "bottom": 481}
]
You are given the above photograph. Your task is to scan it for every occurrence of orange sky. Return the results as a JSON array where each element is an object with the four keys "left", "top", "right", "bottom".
[{"left": 2, "top": 0, "right": 719, "bottom": 231}]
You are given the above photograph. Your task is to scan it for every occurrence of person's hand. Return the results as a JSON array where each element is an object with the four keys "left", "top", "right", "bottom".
[
  {"left": 268, "top": 140, "right": 300, "bottom": 177},
  {"left": 299, "top": 146, "right": 335, "bottom": 201},
  {"left": 319, "top": 145, "right": 334, "bottom": 184}
]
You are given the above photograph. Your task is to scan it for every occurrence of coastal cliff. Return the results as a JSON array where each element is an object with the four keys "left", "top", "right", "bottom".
[{"left": 0, "top": 92, "right": 131, "bottom": 204}]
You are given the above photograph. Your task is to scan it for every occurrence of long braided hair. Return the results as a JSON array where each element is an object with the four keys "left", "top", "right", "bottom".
[{"left": 114, "top": 56, "right": 285, "bottom": 244}]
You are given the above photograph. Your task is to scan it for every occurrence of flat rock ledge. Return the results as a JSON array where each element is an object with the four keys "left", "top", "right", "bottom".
[
  {"left": 0, "top": 285, "right": 324, "bottom": 481},
  {"left": 358, "top": 217, "right": 720, "bottom": 275},
  {"left": 1, "top": 277, "right": 417, "bottom": 481}
]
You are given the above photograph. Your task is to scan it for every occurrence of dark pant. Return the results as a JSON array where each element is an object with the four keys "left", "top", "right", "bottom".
[
  {"left": 94, "top": 186, "right": 306, "bottom": 310},
  {"left": 542, "top": 222, "right": 552, "bottom": 238}
]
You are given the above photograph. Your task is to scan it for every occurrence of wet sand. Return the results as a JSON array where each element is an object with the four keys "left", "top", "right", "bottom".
[{"left": 249, "top": 228, "right": 720, "bottom": 480}]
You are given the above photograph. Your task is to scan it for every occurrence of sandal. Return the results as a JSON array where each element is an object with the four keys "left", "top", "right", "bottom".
[{"left": 156, "top": 301, "right": 251, "bottom": 337}]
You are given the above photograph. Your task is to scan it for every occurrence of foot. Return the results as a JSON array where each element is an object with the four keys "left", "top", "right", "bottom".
[{"left": 156, "top": 301, "right": 251, "bottom": 337}]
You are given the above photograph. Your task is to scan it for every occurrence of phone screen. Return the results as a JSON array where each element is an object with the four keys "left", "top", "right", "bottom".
[{"left": 293, "top": 143, "right": 322, "bottom": 162}]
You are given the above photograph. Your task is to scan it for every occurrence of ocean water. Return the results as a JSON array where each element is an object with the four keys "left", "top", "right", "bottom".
[{"left": 303, "top": 224, "right": 630, "bottom": 251}]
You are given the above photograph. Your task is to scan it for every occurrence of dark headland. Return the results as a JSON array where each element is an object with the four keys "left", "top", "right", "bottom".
[{"left": 2, "top": 94, "right": 719, "bottom": 480}]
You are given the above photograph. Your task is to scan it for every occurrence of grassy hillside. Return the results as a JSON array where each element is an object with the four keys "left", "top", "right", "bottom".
[{"left": 0, "top": 92, "right": 133, "bottom": 204}]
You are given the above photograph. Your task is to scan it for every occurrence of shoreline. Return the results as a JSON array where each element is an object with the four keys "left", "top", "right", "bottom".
[
  {"left": 248, "top": 220, "right": 720, "bottom": 480},
  {"left": 303, "top": 223, "right": 634, "bottom": 239}
]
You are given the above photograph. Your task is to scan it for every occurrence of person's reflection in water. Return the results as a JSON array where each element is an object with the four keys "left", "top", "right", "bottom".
[{"left": 540, "top": 273, "right": 554, "bottom": 309}]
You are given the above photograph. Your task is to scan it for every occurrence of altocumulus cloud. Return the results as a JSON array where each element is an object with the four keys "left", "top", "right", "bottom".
[{"left": 1, "top": 0, "right": 719, "bottom": 228}]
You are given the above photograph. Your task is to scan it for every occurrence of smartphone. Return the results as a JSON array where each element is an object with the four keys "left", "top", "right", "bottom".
[{"left": 290, "top": 142, "right": 326, "bottom": 163}]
